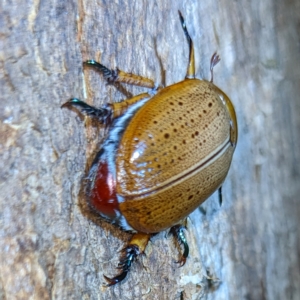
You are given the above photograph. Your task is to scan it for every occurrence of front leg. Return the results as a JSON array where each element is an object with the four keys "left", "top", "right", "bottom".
[
  {"left": 85, "top": 60, "right": 157, "bottom": 90},
  {"left": 61, "top": 92, "right": 151, "bottom": 124},
  {"left": 61, "top": 98, "right": 112, "bottom": 124}
]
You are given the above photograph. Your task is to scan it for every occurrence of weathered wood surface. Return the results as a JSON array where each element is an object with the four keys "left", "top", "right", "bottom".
[{"left": 1, "top": 1, "right": 299, "bottom": 299}]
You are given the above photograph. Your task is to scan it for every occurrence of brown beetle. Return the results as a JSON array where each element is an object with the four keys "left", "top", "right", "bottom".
[{"left": 62, "top": 11, "right": 237, "bottom": 286}]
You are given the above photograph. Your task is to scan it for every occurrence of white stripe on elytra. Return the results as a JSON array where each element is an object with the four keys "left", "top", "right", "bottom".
[{"left": 128, "top": 137, "right": 231, "bottom": 197}]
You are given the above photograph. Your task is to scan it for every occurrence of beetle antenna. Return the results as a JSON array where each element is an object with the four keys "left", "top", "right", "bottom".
[
  {"left": 210, "top": 52, "right": 220, "bottom": 83},
  {"left": 178, "top": 11, "right": 195, "bottom": 79}
]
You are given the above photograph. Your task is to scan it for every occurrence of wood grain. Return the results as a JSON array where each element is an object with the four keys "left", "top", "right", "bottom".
[{"left": 1, "top": 1, "right": 299, "bottom": 299}]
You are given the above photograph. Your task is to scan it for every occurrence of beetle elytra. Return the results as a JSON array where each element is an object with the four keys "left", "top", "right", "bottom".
[{"left": 62, "top": 11, "right": 237, "bottom": 286}]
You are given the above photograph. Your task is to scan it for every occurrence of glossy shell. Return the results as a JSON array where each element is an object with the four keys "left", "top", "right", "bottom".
[{"left": 89, "top": 78, "right": 235, "bottom": 233}]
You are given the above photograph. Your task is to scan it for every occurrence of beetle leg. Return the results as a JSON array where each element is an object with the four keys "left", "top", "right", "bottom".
[
  {"left": 62, "top": 92, "right": 152, "bottom": 123},
  {"left": 178, "top": 11, "right": 195, "bottom": 79},
  {"left": 210, "top": 52, "right": 220, "bottom": 83},
  {"left": 104, "top": 244, "right": 139, "bottom": 286},
  {"left": 110, "top": 93, "right": 151, "bottom": 119},
  {"left": 104, "top": 233, "right": 151, "bottom": 286},
  {"left": 61, "top": 98, "right": 112, "bottom": 124},
  {"left": 170, "top": 222, "right": 189, "bottom": 266},
  {"left": 218, "top": 186, "right": 223, "bottom": 206},
  {"left": 84, "top": 60, "right": 157, "bottom": 90}
]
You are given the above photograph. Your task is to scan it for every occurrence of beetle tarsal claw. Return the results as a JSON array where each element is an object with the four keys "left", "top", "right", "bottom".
[
  {"left": 170, "top": 224, "right": 189, "bottom": 266},
  {"left": 103, "top": 272, "right": 128, "bottom": 287},
  {"left": 176, "top": 256, "right": 187, "bottom": 267},
  {"left": 103, "top": 244, "right": 140, "bottom": 286},
  {"left": 61, "top": 98, "right": 112, "bottom": 123},
  {"left": 84, "top": 60, "right": 118, "bottom": 82}
]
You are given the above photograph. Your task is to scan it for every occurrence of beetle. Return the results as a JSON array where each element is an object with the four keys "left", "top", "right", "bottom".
[{"left": 62, "top": 11, "right": 237, "bottom": 286}]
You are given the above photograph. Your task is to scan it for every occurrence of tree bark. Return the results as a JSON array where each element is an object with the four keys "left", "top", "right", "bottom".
[{"left": 1, "top": 1, "right": 299, "bottom": 299}]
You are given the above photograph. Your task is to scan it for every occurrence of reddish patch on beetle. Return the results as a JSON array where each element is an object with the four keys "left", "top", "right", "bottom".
[{"left": 89, "top": 161, "right": 119, "bottom": 219}]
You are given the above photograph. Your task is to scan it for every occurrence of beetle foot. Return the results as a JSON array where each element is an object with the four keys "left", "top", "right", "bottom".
[
  {"left": 103, "top": 272, "right": 128, "bottom": 287},
  {"left": 170, "top": 224, "right": 189, "bottom": 267},
  {"left": 176, "top": 256, "right": 187, "bottom": 267},
  {"left": 103, "top": 244, "right": 140, "bottom": 286},
  {"left": 61, "top": 98, "right": 112, "bottom": 124},
  {"left": 84, "top": 60, "right": 118, "bottom": 83}
]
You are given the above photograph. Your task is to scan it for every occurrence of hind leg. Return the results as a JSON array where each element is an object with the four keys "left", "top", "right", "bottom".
[{"left": 104, "top": 233, "right": 151, "bottom": 286}]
